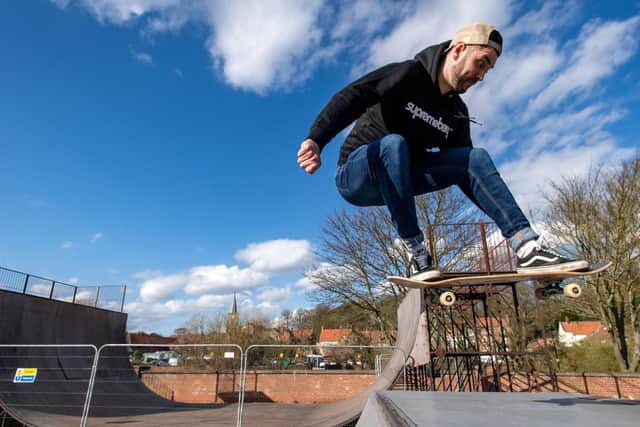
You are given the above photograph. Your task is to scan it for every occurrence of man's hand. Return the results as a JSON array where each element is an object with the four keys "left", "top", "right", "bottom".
[{"left": 297, "top": 139, "right": 322, "bottom": 174}]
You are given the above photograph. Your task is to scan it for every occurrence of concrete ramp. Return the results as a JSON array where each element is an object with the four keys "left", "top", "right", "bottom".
[
  {"left": 357, "top": 391, "right": 640, "bottom": 426},
  {"left": 0, "top": 288, "right": 422, "bottom": 426}
]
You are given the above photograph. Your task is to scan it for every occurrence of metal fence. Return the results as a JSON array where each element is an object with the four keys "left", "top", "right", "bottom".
[
  {"left": 426, "top": 222, "right": 516, "bottom": 273},
  {"left": 0, "top": 343, "right": 409, "bottom": 427},
  {"left": 0, "top": 266, "right": 126, "bottom": 312},
  {"left": 0, "top": 344, "right": 98, "bottom": 427}
]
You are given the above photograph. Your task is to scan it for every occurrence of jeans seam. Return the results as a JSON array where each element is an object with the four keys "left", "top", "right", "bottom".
[
  {"left": 468, "top": 168, "right": 517, "bottom": 234},
  {"left": 421, "top": 162, "right": 518, "bottom": 235}
]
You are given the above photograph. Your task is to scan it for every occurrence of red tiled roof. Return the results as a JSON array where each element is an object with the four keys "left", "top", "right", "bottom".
[
  {"left": 292, "top": 329, "right": 313, "bottom": 339},
  {"left": 560, "top": 321, "right": 606, "bottom": 336},
  {"left": 319, "top": 328, "right": 352, "bottom": 343},
  {"left": 127, "top": 332, "right": 177, "bottom": 345}
]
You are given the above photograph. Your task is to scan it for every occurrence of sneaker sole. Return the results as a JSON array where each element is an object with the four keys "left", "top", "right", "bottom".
[
  {"left": 517, "top": 260, "right": 589, "bottom": 274},
  {"left": 410, "top": 270, "right": 442, "bottom": 281}
]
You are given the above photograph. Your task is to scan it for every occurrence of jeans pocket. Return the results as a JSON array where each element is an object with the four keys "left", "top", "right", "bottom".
[{"left": 335, "top": 165, "right": 349, "bottom": 192}]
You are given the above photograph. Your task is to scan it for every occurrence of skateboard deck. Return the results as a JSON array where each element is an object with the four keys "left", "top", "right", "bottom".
[
  {"left": 387, "top": 262, "right": 611, "bottom": 289},
  {"left": 388, "top": 262, "right": 611, "bottom": 305}
]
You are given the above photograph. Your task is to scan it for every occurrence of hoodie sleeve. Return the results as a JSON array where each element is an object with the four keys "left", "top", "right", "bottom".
[{"left": 306, "top": 60, "right": 415, "bottom": 151}]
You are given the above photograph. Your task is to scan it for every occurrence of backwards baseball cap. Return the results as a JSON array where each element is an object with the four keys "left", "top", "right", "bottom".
[{"left": 446, "top": 23, "right": 503, "bottom": 56}]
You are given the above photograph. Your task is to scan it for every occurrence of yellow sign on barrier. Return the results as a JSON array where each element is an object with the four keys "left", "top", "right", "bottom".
[{"left": 14, "top": 368, "right": 38, "bottom": 383}]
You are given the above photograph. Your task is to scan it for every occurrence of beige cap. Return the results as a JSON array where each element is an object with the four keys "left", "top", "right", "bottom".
[{"left": 447, "top": 23, "right": 503, "bottom": 56}]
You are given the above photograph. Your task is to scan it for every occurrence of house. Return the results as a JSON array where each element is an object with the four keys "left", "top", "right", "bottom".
[
  {"left": 318, "top": 327, "right": 352, "bottom": 346},
  {"left": 127, "top": 332, "right": 177, "bottom": 346},
  {"left": 558, "top": 321, "right": 607, "bottom": 347}
]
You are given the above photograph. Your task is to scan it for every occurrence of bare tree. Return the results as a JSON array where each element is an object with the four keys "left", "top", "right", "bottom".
[
  {"left": 543, "top": 153, "right": 640, "bottom": 372},
  {"left": 183, "top": 312, "right": 208, "bottom": 336},
  {"left": 309, "top": 187, "right": 483, "bottom": 343},
  {"left": 280, "top": 309, "right": 292, "bottom": 330}
]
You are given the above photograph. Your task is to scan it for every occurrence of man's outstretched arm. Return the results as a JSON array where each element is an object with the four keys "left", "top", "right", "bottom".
[{"left": 298, "top": 60, "right": 414, "bottom": 174}]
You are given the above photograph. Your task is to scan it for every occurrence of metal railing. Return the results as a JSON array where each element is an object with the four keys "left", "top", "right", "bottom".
[
  {"left": 0, "top": 266, "right": 126, "bottom": 312},
  {"left": 0, "top": 344, "right": 98, "bottom": 427},
  {"left": 240, "top": 344, "right": 408, "bottom": 426},
  {"left": 425, "top": 222, "right": 516, "bottom": 273},
  {"left": 0, "top": 342, "right": 409, "bottom": 427},
  {"left": 85, "top": 343, "right": 244, "bottom": 427}
]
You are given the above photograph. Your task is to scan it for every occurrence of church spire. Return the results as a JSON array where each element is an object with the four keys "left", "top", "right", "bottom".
[{"left": 231, "top": 292, "right": 238, "bottom": 314}]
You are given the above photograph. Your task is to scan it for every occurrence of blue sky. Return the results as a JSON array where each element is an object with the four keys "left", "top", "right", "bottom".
[{"left": 1, "top": 1, "right": 639, "bottom": 335}]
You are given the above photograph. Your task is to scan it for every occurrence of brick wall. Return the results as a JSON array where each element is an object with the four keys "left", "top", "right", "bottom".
[
  {"left": 140, "top": 368, "right": 640, "bottom": 403},
  {"left": 141, "top": 368, "right": 377, "bottom": 403},
  {"left": 422, "top": 371, "right": 640, "bottom": 400},
  {"left": 502, "top": 372, "right": 640, "bottom": 400}
]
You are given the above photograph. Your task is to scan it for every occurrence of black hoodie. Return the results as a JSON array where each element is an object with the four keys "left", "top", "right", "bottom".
[{"left": 307, "top": 41, "right": 473, "bottom": 166}]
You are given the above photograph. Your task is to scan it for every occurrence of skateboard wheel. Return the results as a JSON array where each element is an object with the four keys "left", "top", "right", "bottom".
[
  {"left": 564, "top": 283, "right": 581, "bottom": 298},
  {"left": 439, "top": 291, "right": 456, "bottom": 306}
]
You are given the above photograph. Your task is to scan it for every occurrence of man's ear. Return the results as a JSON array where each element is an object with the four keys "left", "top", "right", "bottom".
[{"left": 451, "top": 42, "right": 467, "bottom": 60}]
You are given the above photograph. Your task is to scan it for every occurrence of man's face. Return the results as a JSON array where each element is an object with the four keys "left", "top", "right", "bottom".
[{"left": 449, "top": 45, "right": 498, "bottom": 93}]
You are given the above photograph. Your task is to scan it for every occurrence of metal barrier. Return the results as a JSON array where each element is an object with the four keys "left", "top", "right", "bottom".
[
  {"left": 0, "top": 266, "right": 127, "bottom": 312},
  {"left": 0, "top": 342, "right": 410, "bottom": 426},
  {"left": 426, "top": 222, "right": 516, "bottom": 272},
  {"left": 240, "top": 344, "right": 408, "bottom": 425},
  {"left": 0, "top": 344, "right": 98, "bottom": 427},
  {"left": 84, "top": 343, "right": 244, "bottom": 427}
]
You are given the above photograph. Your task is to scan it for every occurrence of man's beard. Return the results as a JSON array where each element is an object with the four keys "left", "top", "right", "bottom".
[{"left": 453, "top": 76, "right": 477, "bottom": 94}]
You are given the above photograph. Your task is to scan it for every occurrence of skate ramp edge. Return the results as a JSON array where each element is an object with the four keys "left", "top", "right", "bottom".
[{"left": 0, "top": 288, "right": 422, "bottom": 427}]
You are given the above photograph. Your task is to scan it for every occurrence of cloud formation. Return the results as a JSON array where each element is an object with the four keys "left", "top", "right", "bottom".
[
  {"left": 138, "top": 264, "right": 268, "bottom": 302},
  {"left": 235, "top": 239, "right": 314, "bottom": 274}
]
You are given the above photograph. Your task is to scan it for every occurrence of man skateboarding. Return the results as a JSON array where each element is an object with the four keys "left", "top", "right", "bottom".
[{"left": 297, "top": 23, "right": 587, "bottom": 281}]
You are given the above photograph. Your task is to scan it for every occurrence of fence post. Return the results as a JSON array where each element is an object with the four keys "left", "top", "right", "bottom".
[
  {"left": 94, "top": 287, "right": 101, "bottom": 308},
  {"left": 22, "top": 274, "right": 30, "bottom": 294},
  {"left": 49, "top": 281, "right": 56, "bottom": 299},
  {"left": 120, "top": 285, "right": 127, "bottom": 313},
  {"left": 479, "top": 223, "right": 491, "bottom": 272}
]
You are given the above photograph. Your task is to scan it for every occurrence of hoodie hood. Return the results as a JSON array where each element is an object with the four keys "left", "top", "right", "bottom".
[{"left": 414, "top": 40, "right": 451, "bottom": 88}]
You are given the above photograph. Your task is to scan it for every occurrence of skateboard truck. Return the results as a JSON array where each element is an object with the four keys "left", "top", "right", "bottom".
[{"left": 535, "top": 280, "right": 582, "bottom": 299}]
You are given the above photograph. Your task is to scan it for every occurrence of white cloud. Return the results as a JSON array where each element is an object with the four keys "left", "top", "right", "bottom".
[
  {"left": 525, "top": 16, "right": 640, "bottom": 118},
  {"left": 136, "top": 264, "right": 268, "bottom": 302},
  {"left": 126, "top": 293, "right": 233, "bottom": 323},
  {"left": 499, "top": 105, "right": 636, "bottom": 212},
  {"left": 139, "top": 271, "right": 186, "bottom": 301},
  {"left": 90, "top": 232, "right": 104, "bottom": 243},
  {"left": 206, "top": 1, "right": 325, "bottom": 93},
  {"left": 60, "top": 241, "right": 74, "bottom": 249},
  {"left": 257, "top": 287, "right": 292, "bottom": 302},
  {"left": 294, "top": 276, "right": 318, "bottom": 293},
  {"left": 235, "top": 239, "right": 314, "bottom": 274},
  {"left": 361, "top": 0, "right": 512, "bottom": 72},
  {"left": 504, "top": 0, "right": 580, "bottom": 40},
  {"left": 129, "top": 45, "right": 153, "bottom": 64},
  {"left": 185, "top": 265, "right": 268, "bottom": 294},
  {"left": 56, "top": 0, "right": 183, "bottom": 24}
]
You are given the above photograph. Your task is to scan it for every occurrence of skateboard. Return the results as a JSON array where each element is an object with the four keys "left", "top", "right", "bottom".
[{"left": 387, "top": 262, "right": 611, "bottom": 306}]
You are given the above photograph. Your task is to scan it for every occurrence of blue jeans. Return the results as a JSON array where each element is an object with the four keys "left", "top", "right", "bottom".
[{"left": 335, "top": 134, "right": 537, "bottom": 251}]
